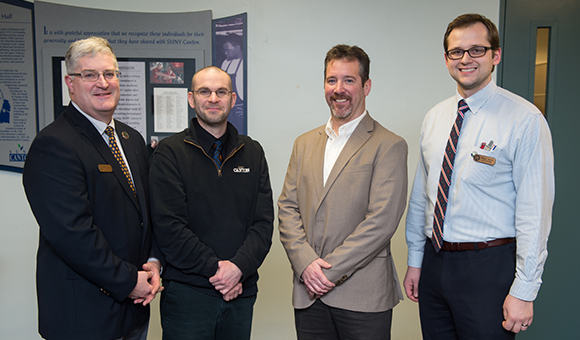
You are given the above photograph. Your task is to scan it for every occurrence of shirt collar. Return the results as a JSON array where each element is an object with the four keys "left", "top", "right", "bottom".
[
  {"left": 193, "top": 118, "right": 229, "bottom": 154},
  {"left": 456, "top": 80, "right": 497, "bottom": 115},
  {"left": 325, "top": 110, "right": 367, "bottom": 139},
  {"left": 72, "top": 101, "right": 115, "bottom": 134}
]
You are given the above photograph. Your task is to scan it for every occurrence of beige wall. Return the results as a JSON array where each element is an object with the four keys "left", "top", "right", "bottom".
[{"left": 0, "top": 0, "right": 499, "bottom": 338}]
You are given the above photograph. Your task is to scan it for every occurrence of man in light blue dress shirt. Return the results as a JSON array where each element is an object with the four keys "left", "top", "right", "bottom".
[{"left": 403, "top": 14, "right": 554, "bottom": 339}]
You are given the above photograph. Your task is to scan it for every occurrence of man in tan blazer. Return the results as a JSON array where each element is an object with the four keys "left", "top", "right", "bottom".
[{"left": 278, "top": 44, "right": 408, "bottom": 340}]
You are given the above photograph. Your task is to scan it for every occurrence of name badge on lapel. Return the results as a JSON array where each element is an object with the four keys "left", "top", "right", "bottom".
[{"left": 98, "top": 164, "right": 113, "bottom": 172}]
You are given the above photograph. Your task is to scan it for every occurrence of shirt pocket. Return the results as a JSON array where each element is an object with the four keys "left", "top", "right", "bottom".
[{"left": 462, "top": 148, "right": 498, "bottom": 186}]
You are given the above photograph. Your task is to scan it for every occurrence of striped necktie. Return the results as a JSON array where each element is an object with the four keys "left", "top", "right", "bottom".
[
  {"left": 431, "top": 99, "right": 469, "bottom": 252},
  {"left": 104, "top": 126, "right": 136, "bottom": 197}
]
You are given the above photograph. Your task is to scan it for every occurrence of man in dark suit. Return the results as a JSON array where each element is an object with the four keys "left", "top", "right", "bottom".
[{"left": 23, "top": 37, "right": 162, "bottom": 340}]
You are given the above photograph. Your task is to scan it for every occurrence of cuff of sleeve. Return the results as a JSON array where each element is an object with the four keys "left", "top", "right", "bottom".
[
  {"left": 115, "top": 265, "right": 139, "bottom": 302},
  {"left": 202, "top": 257, "right": 220, "bottom": 277},
  {"left": 407, "top": 249, "right": 424, "bottom": 268},
  {"left": 230, "top": 254, "right": 252, "bottom": 281},
  {"left": 509, "top": 277, "right": 541, "bottom": 301}
]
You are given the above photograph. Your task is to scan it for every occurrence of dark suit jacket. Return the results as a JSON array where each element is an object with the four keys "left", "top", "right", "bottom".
[
  {"left": 23, "top": 104, "right": 155, "bottom": 340},
  {"left": 279, "top": 113, "right": 408, "bottom": 312}
]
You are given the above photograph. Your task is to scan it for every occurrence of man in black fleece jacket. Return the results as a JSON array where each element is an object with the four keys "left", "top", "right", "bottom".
[{"left": 149, "top": 66, "right": 274, "bottom": 340}]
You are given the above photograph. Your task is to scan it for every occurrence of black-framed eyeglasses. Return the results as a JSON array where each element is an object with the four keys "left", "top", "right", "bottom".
[
  {"left": 68, "top": 70, "right": 121, "bottom": 82},
  {"left": 445, "top": 46, "right": 493, "bottom": 60},
  {"left": 194, "top": 88, "right": 233, "bottom": 98}
]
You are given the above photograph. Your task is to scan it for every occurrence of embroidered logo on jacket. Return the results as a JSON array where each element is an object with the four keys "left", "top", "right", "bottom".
[{"left": 233, "top": 166, "right": 250, "bottom": 173}]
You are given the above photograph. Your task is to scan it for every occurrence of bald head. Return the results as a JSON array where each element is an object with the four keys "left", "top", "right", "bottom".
[
  {"left": 191, "top": 66, "right": 232, "bottom": 92},
  {"left": 187, "top": 66, "right": 237, "bottom": 138}
]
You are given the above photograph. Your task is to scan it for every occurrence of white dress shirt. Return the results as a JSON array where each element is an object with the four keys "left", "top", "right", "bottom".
[
  {"left": 323, "top": 111, "right": 367, "bottom": 186},
  {"left": 72, "top": 102, "right": 134, "bottom": 182}
]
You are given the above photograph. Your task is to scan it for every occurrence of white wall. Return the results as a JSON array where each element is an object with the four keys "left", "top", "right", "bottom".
[{"left": 1, "top": 0, "right": 499, "bottom": 339}]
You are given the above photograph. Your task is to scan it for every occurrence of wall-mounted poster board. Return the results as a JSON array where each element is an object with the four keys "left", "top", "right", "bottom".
[
  {"left": 34, "top": 1, "right": 212, "bottom": 150},
  {"left": 0, "top": 0, "right": 247, "bottom": 172},
  {"left": 213, "top": 13, "right": 247, "bottom": 135},
  {"left": 0, "top": 0, "right": 36, "bottom": 172}
]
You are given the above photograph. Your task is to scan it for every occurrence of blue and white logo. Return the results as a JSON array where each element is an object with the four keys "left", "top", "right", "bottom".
[{"left": 9, "top": 144, "right": 26, "bottom": 162}]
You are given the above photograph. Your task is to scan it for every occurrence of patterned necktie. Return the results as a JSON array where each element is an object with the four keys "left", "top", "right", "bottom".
[
  {"left": 432, "top": 99, "right": 469, "bottom": 252},
  {"left": 104, "top": 126, "right": 136, "bottom": 197},
  {"left": 212, "top": 140, "right": 223, "bottom": 167}
]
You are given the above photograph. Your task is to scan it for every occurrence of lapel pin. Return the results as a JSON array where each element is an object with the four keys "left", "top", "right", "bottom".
[{"left": 122, "top": 131, "right": 129, "bottom": 140}]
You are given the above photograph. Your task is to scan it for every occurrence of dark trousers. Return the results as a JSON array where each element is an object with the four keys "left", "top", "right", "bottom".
[
  {"left": 295, "top": 299, "right": 393, "bottom": 340},
  {"left": 419, "top": 239, "right": 517, "bottom": 340},
  {"left": 160, "top": 280, "right": 256, "bottom": 340}
]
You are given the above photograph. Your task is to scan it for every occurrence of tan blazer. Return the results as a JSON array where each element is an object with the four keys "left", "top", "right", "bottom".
[{"left": 278, "top": 113, "right": 408, "bottom": 313}]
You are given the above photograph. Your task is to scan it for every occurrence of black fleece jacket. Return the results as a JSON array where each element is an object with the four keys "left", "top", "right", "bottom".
[{"left": 149, "top": 118, "right": 274, "bottom": 297}]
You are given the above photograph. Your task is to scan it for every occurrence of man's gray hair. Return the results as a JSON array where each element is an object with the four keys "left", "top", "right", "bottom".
[{"left": 65, "top": 36, "right": 118, "bottom": 73}]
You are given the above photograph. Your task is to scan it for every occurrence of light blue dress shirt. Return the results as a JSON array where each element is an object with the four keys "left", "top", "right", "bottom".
[{"left": 406, "top": 81, "right": 555, "bottom": 301}]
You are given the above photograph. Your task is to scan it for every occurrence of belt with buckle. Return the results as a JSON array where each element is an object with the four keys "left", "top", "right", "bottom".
[{"left": 439, "top": 237, "right": 515, "bottom": 251}]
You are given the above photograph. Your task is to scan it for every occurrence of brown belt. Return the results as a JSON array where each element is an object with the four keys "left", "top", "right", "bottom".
[{"left": 439, "top": 237, "right": 515, "bottom": 251}]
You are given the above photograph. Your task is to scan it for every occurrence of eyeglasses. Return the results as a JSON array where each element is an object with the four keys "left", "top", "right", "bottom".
[
  {"left": 194, "top": 88, "right": 232, "bottom": 98},
  {"left": 68, "top": 70, "right": 121, "bottom": 82},
  {"left": 445, "top": 46, "right": 493, "bottom": 60}
]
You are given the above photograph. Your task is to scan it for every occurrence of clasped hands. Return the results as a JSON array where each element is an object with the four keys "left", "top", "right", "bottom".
[
  {"left": 209, "top": 260, "right": 243, "bottom": 301},
  {"left": 129, "top": 260, "right": 163, "bottom": 306},
  {"left": 301, "top": 258, "right": 335, "bottom": 300}
]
